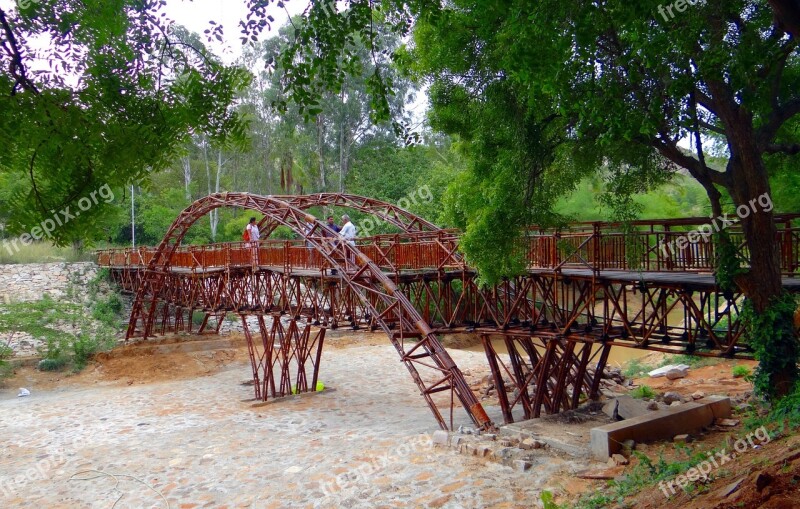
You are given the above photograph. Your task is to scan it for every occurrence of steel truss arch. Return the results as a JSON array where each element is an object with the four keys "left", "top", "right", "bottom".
[
  {"left": 256, "top": 193, "right": 441, "bottom": 237},
  {"left": 126, "top": 192, "right": 492, "bottom": 431}
]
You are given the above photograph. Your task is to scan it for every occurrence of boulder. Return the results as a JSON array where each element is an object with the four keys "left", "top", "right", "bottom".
[
  {"left": 648, "top": 364, "right": 690, "bottom": 378},
  {"left": 665, "top": 368, "right": 689, "bottom": 380},
  {"left": 663, "top": 392, "right": 682, "bottom": 404}
]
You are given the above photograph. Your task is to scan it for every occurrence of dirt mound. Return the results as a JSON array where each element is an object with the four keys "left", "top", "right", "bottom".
[{"left": 3, "top": 335, "right": 247, "bottom": 391}]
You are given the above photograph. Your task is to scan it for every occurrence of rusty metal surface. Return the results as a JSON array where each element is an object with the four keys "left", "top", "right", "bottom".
[{"left": 96, "top": 193, "right": 800, "bottom": 428}]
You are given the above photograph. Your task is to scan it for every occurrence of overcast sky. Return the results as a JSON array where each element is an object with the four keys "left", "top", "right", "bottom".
[{"left": 163, "top": 0, "right": 306, "bottom": 62}]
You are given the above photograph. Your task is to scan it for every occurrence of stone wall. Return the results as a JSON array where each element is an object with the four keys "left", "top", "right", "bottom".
[{"left": 0, "top": 262, "right": 97, "bottom": 303}]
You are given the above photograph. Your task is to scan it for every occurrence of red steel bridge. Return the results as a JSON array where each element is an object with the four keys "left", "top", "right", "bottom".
[{"left": 96, "top": 193, "right": 800, "bottom": 431}]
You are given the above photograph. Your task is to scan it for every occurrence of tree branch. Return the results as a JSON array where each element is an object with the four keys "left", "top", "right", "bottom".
[
  {"left": 765, "top": 143, "right": 800, "bottom": 155},
  {"left": 0, "top": 7, "right": 38, "bottom": 95}
]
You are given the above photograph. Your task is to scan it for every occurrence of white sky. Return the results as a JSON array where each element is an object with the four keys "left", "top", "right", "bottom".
[{"left": 163, "top": 0, "right": 306, "bottom": 63}]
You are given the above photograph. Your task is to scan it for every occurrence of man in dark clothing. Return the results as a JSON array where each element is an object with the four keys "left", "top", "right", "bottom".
[{"left": 323, "top": 215, "right": 340, "bottom": 237}]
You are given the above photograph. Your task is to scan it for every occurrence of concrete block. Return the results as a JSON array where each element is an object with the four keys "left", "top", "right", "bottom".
[{"left": 590, "top": 396, "right": 731, "bottom": 460}]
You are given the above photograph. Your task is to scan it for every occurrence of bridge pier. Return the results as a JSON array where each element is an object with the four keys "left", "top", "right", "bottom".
[
  {"left": 240, "top": 314, "right": 325, "bottom": 401},
  {"left": 481, "top": 334, "right": 610, "bottom": 424}
]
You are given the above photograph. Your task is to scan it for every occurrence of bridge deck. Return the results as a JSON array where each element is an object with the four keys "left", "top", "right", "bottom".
[{"left": 104, "top": 263, "right": 800, "bottom": 291}]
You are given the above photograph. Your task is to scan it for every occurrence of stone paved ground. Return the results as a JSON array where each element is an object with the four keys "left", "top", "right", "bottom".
[{"left": 0, "top": 344, "right": 581, "bottom": 508}]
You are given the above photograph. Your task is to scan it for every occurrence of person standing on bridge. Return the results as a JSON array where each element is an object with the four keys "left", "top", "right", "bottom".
[
  {"left": 246, "top": 217, "right": 260, "bottom": 264},
  {"left": 323, "top": 215, "right": 340, "bottom": 237},
  {"left": 340, "top": 215, "right": 356, "bottom": 247}
]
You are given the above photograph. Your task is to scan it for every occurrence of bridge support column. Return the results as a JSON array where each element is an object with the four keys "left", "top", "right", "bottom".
[
  {"left": 481, "top": 334, "right": 611, "bottom": 424},
  {"left": 240, "top": 314, "right": 325, "bottom": 401}
]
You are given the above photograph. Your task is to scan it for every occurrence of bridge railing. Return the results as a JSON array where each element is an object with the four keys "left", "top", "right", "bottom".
[
  {"left": 96, "top": 215, "right": 800, "bottom": 275},
  {"left": 527, "top": 214, "right": 800, "bottom": 275},
  {"left": 96, "top": 231, "right": 467, "bottom": 273}
]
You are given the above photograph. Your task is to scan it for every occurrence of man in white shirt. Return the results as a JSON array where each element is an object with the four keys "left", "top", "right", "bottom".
[{"left": 340, "top": 214, "right": 356, "bottom": 246}]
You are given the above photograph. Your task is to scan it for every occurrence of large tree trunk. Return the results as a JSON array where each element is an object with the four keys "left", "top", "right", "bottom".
[{"left": 727, "top": 139, "right": 797, "bottom": 397}]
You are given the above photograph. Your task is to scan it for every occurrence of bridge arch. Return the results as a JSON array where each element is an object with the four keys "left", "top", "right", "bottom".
[
  {"left": 126, "top": 192, "right": 491, "bottom": 431},
  {"left": 257, "top": 193, "right": 441, "bottom": 237}
]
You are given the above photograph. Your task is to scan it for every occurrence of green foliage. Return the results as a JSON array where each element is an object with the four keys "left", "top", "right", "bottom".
[
  {"left": 741, "top": 292, "right": 799, "bottom": 399},
  {"left": 0, "top": 2, "right": 249, "bottom": 247},
  {"left": 38, "top": 357, "right": 68, "bottom": 372},
  {"left": 572, "top": 448, "right": 708, "bottom": 508},
  {"left": 732, "top": 365, "right": 752, "bottom": 378},
  {"left": 0, "top": 241, "right": 96, "bottom": 264},
  {"left": 540, "top": 491, "right": 568, "bottom": 509},
  {"left": 0, "top": 279, "right": 121, "bottom": 373},
  {"left": 623, "top": 358, "right": 652, "bottom": 379},
  {"left": 0, "top": 342, "right": 13, "bottom": 379},
  {"left": 766, "top": 383, "right": 800, "bottom": 430},
  {"left": 630, "top": 385, "right": 656, "bottom": 399},
  {"left": 91, "top": 294, "right": 123, "bottom": 329},
  {"left": 714, "top": 232, "right": 747, "bottom": 299},
  {"left": 658, "top": 354, "right": 721, "bottom": 370}
]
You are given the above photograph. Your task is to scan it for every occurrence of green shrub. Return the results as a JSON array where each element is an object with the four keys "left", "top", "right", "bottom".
[
  {"left": 71, "top": 332, "right": 115, "bottom": 370},
  {"left": 732, "top": 365, "right": 751, "bottom": 378},
  {"left": 38, "top": 357, "right": 68, "bottom": 371},
  {"left": 91, "top": 294, "right": 123, "bottom": 327},
  {"left": 0, "top": 343, "right": 13, "bottom": 379},
  {"left": 630, "top": 385, "right": 656, "bottom": 399}
]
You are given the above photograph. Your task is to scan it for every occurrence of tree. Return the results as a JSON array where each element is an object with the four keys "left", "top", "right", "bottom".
[
  {"left": 253, "top": 0, "right": 800, "bottom": 397},
  {"left": 0, "top": 1, "right": 249, "bottom": 246}
]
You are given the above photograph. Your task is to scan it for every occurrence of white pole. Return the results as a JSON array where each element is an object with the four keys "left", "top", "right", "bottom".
[{"left": 131, "top": 184, "right": 135, "bottom": 249}]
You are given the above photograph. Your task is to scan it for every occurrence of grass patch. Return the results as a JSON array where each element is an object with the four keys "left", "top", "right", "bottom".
[
  {"left": 0, "top": 241, "right": 95, "bottom": 264},
  {"left": 630, "top": 385, "right": 656, "bottom": 399},
  {"left": 732, "top": 365, "right": 751, "bottom": 378},
  {"left": 622, "top": 357, "right": 653, "bottom": 378},
  {"left": 571, "top": 446, "right": 725, "bottom": 508},
  {"left": 658, "top": 354, "right": 722, "bottom": 369}
]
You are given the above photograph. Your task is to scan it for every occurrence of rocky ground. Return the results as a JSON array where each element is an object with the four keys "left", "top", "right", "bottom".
[
  {"left": 0, "top": 332, "right": 591, "bottom": 509},
  {"left": 1, "top": 330, "right": 792, "bottom": 508}
]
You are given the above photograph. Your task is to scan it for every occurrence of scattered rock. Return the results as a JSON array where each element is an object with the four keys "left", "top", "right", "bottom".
[
  {"left": 692, "top": 391, "right": 706, "bottom": 400},
  {"left": 609, "top": 454, "right": 629, "bottom": 466},
  {"left": 520, "top": 438, "right": 545, "bottom": 450},
  {"left": 576, "top": 466, "right": 624, "bottom": 480},
  {"left": 665, "top": 368, "right": 689, "bottom": 380},
  {"left": 673, "top": 434, "right": 690, "bottom": 444},
  {"left": 604, "top": 395, "right": 650, "bottom": 420},
  {"left": 432, "top": 430, "right": 450, "bottom": 446},
  {"left": 646, "top": 401, "right": 659, "bottom": 411},
  {"left": 17, "top": 388, "right": 30, "bottom": 397},
  {"left": 721, "top": 478, "right": 744, "bottom": 497},
  {"left": 663, "top": 391, "right": 682, "bottom": 404},
  {"left": 602, "top": 399, "right": 620, "bottom": 419},
  {"left": 670, "top": 401, "right": 682, "bottom": 407},
  {"left": 716, "top": 418, "right": 740, "bottom": 427},
  {"left": 513, "top": 460, "right": 533, "bottom": 472}
]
